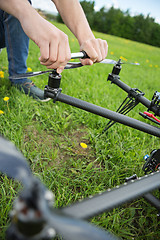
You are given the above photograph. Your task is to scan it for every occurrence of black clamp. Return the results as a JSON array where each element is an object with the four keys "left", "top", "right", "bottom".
[
  {"left": 107, "top": 59, "right": 122, "bottom": 83},
  {"left": 143, "top": 149, "right": 160, "bottom": 174},
  {"left": 148, "top": 91, "right": 160, "bottom": 116},
  {"left": 44, "top": 85, "right": 62, "bottom": 103},
  {"left": 44, "top": 70, "right": 62, "bottom": 103},
  {"left": 128, "top": 88, "right": 145, "bottom": 101}
]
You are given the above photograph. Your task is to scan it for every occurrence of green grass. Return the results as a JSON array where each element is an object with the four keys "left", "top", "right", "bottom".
[{"left": 0, "top": 21, "right": 160, "bottom": 239}]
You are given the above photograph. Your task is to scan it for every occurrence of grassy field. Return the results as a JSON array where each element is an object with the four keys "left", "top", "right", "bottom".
[{"left": 0, "top": 20, "right": 160, "bottom": 239}]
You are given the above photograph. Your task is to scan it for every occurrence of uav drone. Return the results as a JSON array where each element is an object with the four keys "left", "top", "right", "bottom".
[{"left": 1, "top": 51, "right": 160, "bottom": 239}]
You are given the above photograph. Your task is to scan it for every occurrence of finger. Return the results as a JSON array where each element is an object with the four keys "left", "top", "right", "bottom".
[
  {"left": 100, "top": 40, "right": 108, "bottom": 60},
  {"left": 80, "top": 59, "right": 93, "bottom": 66},
  {"left": 93, "top": 39, "right": 103, "bottom": 62},
  {"left": 49, "top": 37, "right": 71, "bottom": 71},
  {"left": 103, "top": 40, "right": 108, "bottom": 58},
  {"left": 40, "top": 41, "right": 58, "bottom": 67},
  {"left": 80, "top": 42, "right": 98, "bottom": 62},
  {"left": 57, "top": 66, "right": 64, "bottom": 74},
  {"left": 99, "top": 39, "right": 107, "bottom": 60},
  {"left": 39, "top": 42, "right": 49, "bottom": 63},
  {"left": 56, "top": 40, "right": 70, "bottom": 69},
  {"left": 42, "top": 42, "right": 66, "bottom": 69},
  {"left": 65, "top": 37, "right": 71, "bottom": 63}
]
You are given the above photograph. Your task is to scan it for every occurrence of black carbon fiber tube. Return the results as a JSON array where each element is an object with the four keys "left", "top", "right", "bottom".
[
  {"left": 46, "top": 91, "right": 160, "bottom": 137},
  {"left": 108, "top": 77, "right": 160, "bottom": 116},
  {"left": 144, "top": 193, "right": 160, "bottom": 211},
  {"left": 61, "top": 171, "right": 160, "bottom": 219}
]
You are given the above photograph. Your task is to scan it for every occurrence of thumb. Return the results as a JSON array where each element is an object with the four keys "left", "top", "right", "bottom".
[{"left": 80, "top": 59, "right": 94, "bottom": 66}]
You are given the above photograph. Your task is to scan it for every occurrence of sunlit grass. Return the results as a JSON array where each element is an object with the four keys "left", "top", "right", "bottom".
[{"left": 0, "top": 21, "right": 160, "bottom": 239}]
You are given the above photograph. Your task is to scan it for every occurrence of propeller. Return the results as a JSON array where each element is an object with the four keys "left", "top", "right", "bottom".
[
  {"left": 101, "top": 59, "right": 140, "bottom": 65},
  {"left": 41, "top": 206, "right": 118, "bottom": 240},
  {"left": 9, "top": 52, "right": 140, "bottom": 80},
  {"left": 9, "top": 63, "right": 83, "bottom": 80},
  {"left": 0, "top": 136, "right": 32, "bottom": 185},
  {"left": 0, "top": 136, "right": 118, "bottom": 240}
]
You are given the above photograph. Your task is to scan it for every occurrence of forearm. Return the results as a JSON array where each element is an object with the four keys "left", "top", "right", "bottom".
[
  {"left": 0, "top": 0, "right": 50, "bottom": 45},
  {"left": 52, "top": 0, "right": 95, "bottom": 45},
  {"left": 0, "top": 0, "right": 35, "bottom": 20}
]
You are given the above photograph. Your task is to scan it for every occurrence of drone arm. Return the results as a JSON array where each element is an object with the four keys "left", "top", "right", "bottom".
[
  {"left": 61, "top": 171, "right": 160, "bottom": 220},
  {"left": 44, "top": 86, "right": 160, "bottom": 137},
  {"left": 107, "top": 75, "right": 160, "bottom": 116}
]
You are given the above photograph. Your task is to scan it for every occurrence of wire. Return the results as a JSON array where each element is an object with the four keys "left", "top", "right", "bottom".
[
  {"left": 143, "top": 111, "right": 160, "bottom": 123},
  {"left": 103, "top": 96, "right": 139, "bottom": 133}
]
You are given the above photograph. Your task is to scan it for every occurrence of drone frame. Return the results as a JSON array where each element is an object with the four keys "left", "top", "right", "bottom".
[{"left": 2, "top": 55, "right": 160, "bottom": 240}]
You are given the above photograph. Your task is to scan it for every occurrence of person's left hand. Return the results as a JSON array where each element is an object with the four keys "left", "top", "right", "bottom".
[{"left": 80, "top": 38, "right": 108, "bottom": 65}]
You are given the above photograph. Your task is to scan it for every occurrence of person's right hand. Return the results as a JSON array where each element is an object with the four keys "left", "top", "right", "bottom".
[{"left": 19, "top": 6, "right": 71, "bottom": 73}]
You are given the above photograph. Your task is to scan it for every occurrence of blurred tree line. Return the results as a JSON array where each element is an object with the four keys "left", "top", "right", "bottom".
[{"left": 57, "top": 0, "right": 160, "bottom": 47}]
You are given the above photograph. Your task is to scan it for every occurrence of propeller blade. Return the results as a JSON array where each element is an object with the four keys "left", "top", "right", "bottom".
[
  {"left": 0, "top": 136, "right": 32, "bottom": 185},
  {"left": 100, "top": 59, "right": 117, "bottom": 64},
  {"left": 100, "top": 59, "right": 140, "bottom": 65},
  {"left": 64, "top": 62, "right": 83, "bottom": 69},
  {"left": 65, "top": 59, "right": 121, "bottom": 69},
  {"left": 122, "top": 61, "right": 140, "bottom": 65},
  {"left": 9, "top": 70, "right": 53, "bottom": 80},
  {"left": 43, "top": 208, "right": 118, "bottom": 240},
  {"left": 9, "top": 63, "right": 84, "bottom": 79},
  {"left": 9, "top": 57, "right": 140, "bottom": 80}
]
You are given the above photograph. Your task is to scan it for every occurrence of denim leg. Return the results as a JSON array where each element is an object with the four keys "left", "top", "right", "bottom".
[
  {"left": 1, "top": 0, "right": 32, "bottom": 83},
  {"left": 3, "top": 12, "right": 29, "bottom": 82},
  {"left": 0, "top": 10, "right": 6, "bottom": 48}
]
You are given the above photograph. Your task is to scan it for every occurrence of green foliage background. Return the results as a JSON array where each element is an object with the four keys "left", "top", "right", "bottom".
[{"left": 57, "top": 0, "right": 160, "bottom": 48}]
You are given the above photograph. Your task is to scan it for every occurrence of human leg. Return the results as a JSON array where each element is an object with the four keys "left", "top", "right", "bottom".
[
  {"left": 1, "top": 5, "right": 50, "bottom": 101},
  {"left": 0, "top": 9, "right": 5, "bottom": 49},
  {"left": 3, "top": 12, "right": 29, "bottom": 78}
]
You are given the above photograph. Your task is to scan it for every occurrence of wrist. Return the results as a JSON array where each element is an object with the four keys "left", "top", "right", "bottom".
[
  {"left": 0, "top": 0, "right": 33, "bottom": 19},
  {"left": 16, "top": 0, "right": 37, "bottom": 22},
  {"left": 78, "top": 32, "right": 95, "bottom": 46}
]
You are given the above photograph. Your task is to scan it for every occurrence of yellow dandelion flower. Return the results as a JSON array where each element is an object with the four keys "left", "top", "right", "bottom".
[
  {"left": 110, "top": 51, "right": 114, "bottom": 55},
  {"left": 120, "top": 56, "right": 127, "bottom": 62},
  {"left": 149, "top": 64, "right": 153, "bottom": 67},
  {"left": 0, "top": 110, "right": 4, "bottom": 114},
  {"left": 155, "top": 65, "right": 158, "bottom": 68},
  {"left": 27, "top": 67, "right": 32, "bottom": 72},
  {"left": 0, "top": 71, "right": 4, "bottom": 78},
  {"left": 80, "top": 142, "right": 88, "bottom": 149},
  {"left": 3, "top": 97, "right": 10, "bottom": 112},
  {"left": 3, "top": 97, "right": 9, "bottom": 101},
  {"left": 146, "top": 59, "right": 149, "bottom": 63}
]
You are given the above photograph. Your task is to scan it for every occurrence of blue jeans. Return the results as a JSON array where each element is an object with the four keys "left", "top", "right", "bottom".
[{"left": 0, "top": 0, "right": 31, "bottom": 83}]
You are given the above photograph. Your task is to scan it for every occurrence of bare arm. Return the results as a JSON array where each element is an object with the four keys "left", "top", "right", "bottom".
[
  {"left": 53, "top": 0, "right": 108, "bottom": 64},
  {"left": 0, "top": 0, "right": 108, "bottom": 71},
  {"left": 53, "top": 0, "right": 94, "bottom": 45},
  {"left": 0, "top": 0, "right": 71, "bottom": 72}
]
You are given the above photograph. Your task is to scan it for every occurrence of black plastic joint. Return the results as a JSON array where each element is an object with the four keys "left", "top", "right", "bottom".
[{"left": 112, "top": 64, "right": 122, "bottom": 75}]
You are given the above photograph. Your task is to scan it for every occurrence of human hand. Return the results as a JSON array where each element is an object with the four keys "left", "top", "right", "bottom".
[
  {"left": 19, "top": 6, "right": 71, "bottom": 73},
  {"left": 80, "top": 38, "right": 108, "bottom": 65}
]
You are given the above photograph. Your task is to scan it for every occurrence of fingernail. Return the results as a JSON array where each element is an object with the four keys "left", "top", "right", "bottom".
[
  {"left": 88, "top": 60, "right": 93, "bottom": 65},
  {"left": 57, "top": 68, "right": 63, "bottom": 74}
]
